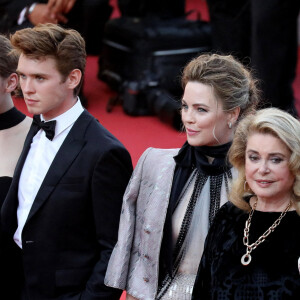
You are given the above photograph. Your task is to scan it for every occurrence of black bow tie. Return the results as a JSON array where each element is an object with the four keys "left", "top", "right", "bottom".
[{"left": 32, "top": 115, "right": 56, "bottom": 141}]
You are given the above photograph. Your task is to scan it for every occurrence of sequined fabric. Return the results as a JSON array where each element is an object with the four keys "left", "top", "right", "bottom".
[{"left": 159, "top": 274, "right": 196, "bottom": 300}]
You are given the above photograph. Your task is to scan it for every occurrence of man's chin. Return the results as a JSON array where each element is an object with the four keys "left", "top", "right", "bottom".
[{"left": 26, "top": 107, "right": 41, "bottom": 116}]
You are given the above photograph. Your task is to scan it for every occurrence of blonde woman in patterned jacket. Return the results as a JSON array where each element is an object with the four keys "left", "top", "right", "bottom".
[{"left": 105, "top": 53, "right": 260, "bottom": 300}]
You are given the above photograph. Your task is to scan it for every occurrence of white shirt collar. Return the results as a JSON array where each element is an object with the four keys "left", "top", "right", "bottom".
[{"left": 41, "top": 97, "right": 84, "bottom": 138}]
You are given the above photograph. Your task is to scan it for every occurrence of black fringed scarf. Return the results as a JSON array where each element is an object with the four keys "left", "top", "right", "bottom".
[{"left": 158, "top": 141, "right": 233, "bottom": 290}]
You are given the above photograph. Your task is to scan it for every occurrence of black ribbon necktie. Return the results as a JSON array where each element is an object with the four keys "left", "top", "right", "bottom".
[{"left": 32, "top": 115, "right": 56, "bottom": 141}]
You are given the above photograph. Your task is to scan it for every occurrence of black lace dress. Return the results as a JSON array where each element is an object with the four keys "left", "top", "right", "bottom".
[{"left": 192, "top": 202, "right": 300, "bottom": 300}]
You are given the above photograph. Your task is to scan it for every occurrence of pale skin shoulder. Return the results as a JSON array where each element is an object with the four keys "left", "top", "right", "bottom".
[{"left": 0, "top": 116, "right": 32, "bottom": 177}]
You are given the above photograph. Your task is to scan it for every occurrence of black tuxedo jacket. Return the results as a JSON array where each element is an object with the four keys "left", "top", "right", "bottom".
[{"left": 1, "top": 110, "right": 133, "bottom": 300}]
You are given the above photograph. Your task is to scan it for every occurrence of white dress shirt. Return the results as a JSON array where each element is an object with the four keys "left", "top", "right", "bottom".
[{"left": 14, "top": 99, "right": 84, "bottom": 248}]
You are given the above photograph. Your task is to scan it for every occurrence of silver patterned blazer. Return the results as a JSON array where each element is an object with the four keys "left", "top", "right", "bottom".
[{"left": 105, "top": 147, "right": 179, "bottom": 300}]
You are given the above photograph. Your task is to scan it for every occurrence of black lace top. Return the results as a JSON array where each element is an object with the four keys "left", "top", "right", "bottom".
[{"left": 192, "top": 201, "right": 300, "bottom": 299}]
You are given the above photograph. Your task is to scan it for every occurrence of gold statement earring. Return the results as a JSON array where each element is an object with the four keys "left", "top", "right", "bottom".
[{"left": 244, "top": 181, "right": 249, "bottom": 192}]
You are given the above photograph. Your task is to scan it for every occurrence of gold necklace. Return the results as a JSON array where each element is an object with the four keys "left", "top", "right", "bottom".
[{"left": 241, "top": 199, "right": 291, "bottom": 266}]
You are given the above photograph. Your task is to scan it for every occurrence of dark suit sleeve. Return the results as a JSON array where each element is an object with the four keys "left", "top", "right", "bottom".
[
  {"left": 0, "top": 0, "right": 37, "bottom": 33},
  {"left": 81, "top": 145, "right": 133, "bottom": 300}
]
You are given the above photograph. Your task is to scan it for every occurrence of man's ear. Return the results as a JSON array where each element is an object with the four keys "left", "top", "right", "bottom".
[
  {"left": 67, "top": 69, "right": 82, "bottom": 90},
  {"left": 5, "top": 73, "right": 18, "bottom": 93}
]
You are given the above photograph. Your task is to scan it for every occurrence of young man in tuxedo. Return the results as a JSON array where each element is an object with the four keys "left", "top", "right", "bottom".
[{"left": 1, "top": 23, "right": 133, "bottom": 300}]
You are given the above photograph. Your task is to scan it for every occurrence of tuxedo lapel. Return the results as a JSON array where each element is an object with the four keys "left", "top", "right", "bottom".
[{"left": 26, "top": 110, "right": 93, "bottom": 223}]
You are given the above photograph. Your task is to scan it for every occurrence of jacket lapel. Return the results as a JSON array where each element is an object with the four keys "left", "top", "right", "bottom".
[{"left": 26, "top": 110, "right": 93, "bottom": 223}]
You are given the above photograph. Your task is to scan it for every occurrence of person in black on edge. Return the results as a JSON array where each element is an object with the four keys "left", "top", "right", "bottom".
[
  {"left": 206, "top": 0, "right": 300, "bottom": 117},
  {"left": 0, "top": 33, "right": 31, "bottom": 298}
]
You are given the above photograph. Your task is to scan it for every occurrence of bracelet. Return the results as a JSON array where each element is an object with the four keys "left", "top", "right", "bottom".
[{"left": 25, "top": 2, "right": 37, "bottom": 19}]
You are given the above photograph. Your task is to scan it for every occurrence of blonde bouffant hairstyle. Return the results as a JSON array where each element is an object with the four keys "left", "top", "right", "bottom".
[{"left": 228, "top": 107, "right": 300, "bottom": 215}]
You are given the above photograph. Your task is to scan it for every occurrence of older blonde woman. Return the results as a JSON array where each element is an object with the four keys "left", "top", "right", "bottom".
[{"left": 193, "top": 108, "right": 300, "bottom": 299}]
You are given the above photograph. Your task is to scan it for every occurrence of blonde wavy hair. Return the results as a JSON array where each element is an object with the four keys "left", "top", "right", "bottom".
[{"left": 228, "top": 107, "right": 300, "bottom": 215}]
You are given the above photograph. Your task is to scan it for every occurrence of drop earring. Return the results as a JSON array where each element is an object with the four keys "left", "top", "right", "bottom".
[
  {"left": 244, "top": 181, "right": 250, "bottom": 192},
  {"left": 228, "top": 122, "right": 232, "bottom": 129}
]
